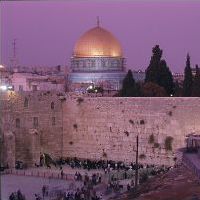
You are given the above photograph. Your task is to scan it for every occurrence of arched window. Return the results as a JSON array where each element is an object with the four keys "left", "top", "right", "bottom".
[
  {"left": 16, "top": 118, "right": 20, "bottom": 128},
  {"left": 24, "top": 97, "right": 29, "bottom": 108},
  {"left": 51, "top": 102, "right": 55, "bottom": 110}
]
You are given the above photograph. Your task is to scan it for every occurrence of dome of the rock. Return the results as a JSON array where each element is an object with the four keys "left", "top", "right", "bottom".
[{"left": 73, "top": 26, "right": 123, "bottom": 58}]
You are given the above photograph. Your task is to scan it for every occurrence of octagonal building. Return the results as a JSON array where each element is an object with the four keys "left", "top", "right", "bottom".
[{"left": 68, "top": 22, "right": 126, "bottom": 92}]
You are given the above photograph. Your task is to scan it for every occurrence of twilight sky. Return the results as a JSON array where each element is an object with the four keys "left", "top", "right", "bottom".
[{"left": 1, "top": 0, "right": 200, "bottom": 73}]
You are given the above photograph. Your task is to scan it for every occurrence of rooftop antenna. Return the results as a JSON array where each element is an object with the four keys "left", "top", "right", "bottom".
[
  {"left": 97, "top": 16, "right": 100, "bottom": 27},
  {"left": 10, "top": 38, "right": 18, "bottom": 69}
]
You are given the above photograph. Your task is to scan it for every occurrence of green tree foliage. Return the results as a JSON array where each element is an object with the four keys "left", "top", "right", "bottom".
[
  {"left": 159, "top": 60, "right": 174, "bottom": 95},
  {"left": 142, "top": 82, "right": 167, "bottom": 97},
  {"left": 192, "top": 65, "right": 200, "bottom": 96},
  {"left": 145, "top": 45, "right": 174, "bottom": 96},
  {"left": 183, "top": 54, "right": 193, "bottom": 97},
  {"left": 120, "top": 70, "right": 139, "bottom": 97}
]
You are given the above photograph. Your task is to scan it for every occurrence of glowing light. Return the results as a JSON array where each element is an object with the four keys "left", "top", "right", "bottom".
[
  {"left": 0, "top": 64, "right": 5, "bottom": 69},
  {"left": 0, "top": 85, "right": 14, "bottom": 91},
  {"left": 0, "top": 85, "right": 8, "bottom": 91},
  {"left": 7, "top": 86, "right": 13, "bottom": 90}
]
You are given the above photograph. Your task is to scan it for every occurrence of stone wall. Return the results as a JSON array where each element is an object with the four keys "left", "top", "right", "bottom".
[
  {"left": 0, "top": 91, "right": 64, "bottom": 167},
  {"left": 62, "top": 97, "right": 200, "bottom": 166},
  {"left": 1, "top": 91, "right": 200, "bottom": 167}
]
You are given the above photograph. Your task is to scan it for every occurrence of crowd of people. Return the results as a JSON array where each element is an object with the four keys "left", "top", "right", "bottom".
[
  {"left": 63, "top": 186, "right": 102, "bottom": 200},
  {"left": 9, "top": 190, "right": 26, "bottom": 200},
  {"left": 9, "top": 156, "right": 172, "bottom": 200},
  {"left": 56, "top": 157, "right": 146, "bottom": 172}
]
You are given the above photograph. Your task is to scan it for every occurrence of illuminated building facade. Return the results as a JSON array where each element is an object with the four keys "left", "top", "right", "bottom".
[{"left": 68, "top": 22, "right": 126, "bottom": 92}]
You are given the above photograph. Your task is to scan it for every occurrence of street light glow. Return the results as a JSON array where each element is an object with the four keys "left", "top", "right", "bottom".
[
  {"left": 0, "top": 85, "right": 8, "bottom": 91},
  {"left": 0, "top": 85, "right": 13, "bottom": 91}
]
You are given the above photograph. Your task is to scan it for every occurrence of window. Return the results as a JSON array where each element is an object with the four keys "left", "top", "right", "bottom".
[
  {"left": 51, "top": 102, "right": 55, "bottom": 110},
  {"left": 19, "top": 85, "right": 23, "bottom": 92},
  {"left": 32, "top": 85, "right": 38, "bottom": 91},
  {"left": 24, "top": 97, "right": 29, "bottom": 108},
  {"left": 52, "top": 117, "right": 56, "bottom": 126},
  {"left": 33, "top": 117, "right": 38, "bottom": 128},
  {"left": 16, "top": 118, "right": 20, "bottom": 128}
]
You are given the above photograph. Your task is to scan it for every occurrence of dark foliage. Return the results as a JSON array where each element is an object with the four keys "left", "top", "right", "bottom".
[
  {"left": 145, "top": 45, "right": 174, "bottom": 96},
  {"left": 120, "top": 70, "right": 139, "bottom": 97},
  {"left": 183, "top": 54, "right": 193, "bottom": 97},
  {"left": 192, "top": 65, "right": 200, "bottom": 96}
]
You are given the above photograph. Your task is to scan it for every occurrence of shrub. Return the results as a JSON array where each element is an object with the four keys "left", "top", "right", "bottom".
[
  {"left": 124, "top": 131, "right": 129, "bottom": 136},
  {"left": 129, "top": 119, "right": 134, "bottom": 124},
  {"left": 165, "top": 136, "right": 174, "bottom": 151},
  {"left": 154, "top": 143, "right": 160, "bottom": 148},
  {"left": 148, "top": 134, "right": 155, "bottom": 144},
  {"left": 103, "top": 152, "right": 107, "bottom": 157},
  {"left": 77, "top": 97, "right": 84, "bottom": 104},
  {"left": 139, "top": 154, "right": 146, "bottom": 159},
  {"left": 73, "top": 124, "right": 78, "bottom": 129},
  {"left": 140, "top": 119, "right": 145, "bottom": 125},
  {"left": 168, "top": 111, "right": 172, "bottom": 116}
]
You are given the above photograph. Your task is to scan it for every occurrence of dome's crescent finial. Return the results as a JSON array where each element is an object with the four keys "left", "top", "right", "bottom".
[{"left": 97, "top": 16, "right": 100, "bottom": 27}]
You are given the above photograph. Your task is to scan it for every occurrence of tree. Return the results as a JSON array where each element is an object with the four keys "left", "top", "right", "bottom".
[
  {"left": 174, "top": 81, "right": 182, "bottom": 97},
  {"left": 120, "top": 70, "right": 138, "bottom": 97},
  {"left": 192, "top": 65, "right": 200, "bottom": 96},
  {"left": 145, "top": 45, "right": 174, "bottom": 96},
  {"left": 183, "top": 54, "right": 193, "bottom": 97},
  {"left": 142, "top": 82, "right": 167, "bottom": 97},
  {"left": 145, "top": 45, "right": 162, "bottom": 84},
  {"left": 158, "top": 60, "right": 174, "bottom": 95}
]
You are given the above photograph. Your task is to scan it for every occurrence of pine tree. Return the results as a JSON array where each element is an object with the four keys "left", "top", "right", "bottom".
[
  {"left": 183, "top": 54, "right": 193, "bottom": 97},
  {"left": 145, "top": 45, "right": 174, "bottom": 96},
  {"left": 192, "top": 64, "right": 200, "bottom": 96},
  {"left": 120, "top": 70, "right": 137, "bottom": 97}
]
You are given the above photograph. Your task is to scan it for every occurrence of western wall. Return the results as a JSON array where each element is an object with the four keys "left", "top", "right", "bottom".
[{"left": 1, "top": 91, "right": 200, "bottom": 167}]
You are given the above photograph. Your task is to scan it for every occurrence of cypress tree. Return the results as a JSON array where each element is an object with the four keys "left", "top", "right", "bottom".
[
  {"left": 120, "top": 70, "right": 137, "bottom": 97},
  {"left": 192, "top": 64, "right": 200, "bottom": 96},
  {"left": 183, "top": 54, "right": 193, "bottom": 97},
  {"left": 159, "top": 60, "right": 174, "bottom": 95},
  {"left": 145, "top": 45, "right": 162, "bottom": 83},
  {"left": 145, "top": 45, "right": 174, "bottom": 96}
]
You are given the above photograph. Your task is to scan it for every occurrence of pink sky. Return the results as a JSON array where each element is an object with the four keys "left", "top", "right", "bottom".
[{"left": 1, "top": 0, "right": 200, "bottom": 72}]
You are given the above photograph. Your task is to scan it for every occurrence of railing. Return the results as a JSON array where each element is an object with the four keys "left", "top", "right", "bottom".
[
  {"left": 4, "top": 169, "right": 75, "bottom": 181},
  {"left": 182, "top": 153, "right": 200, "bottom": 180}
]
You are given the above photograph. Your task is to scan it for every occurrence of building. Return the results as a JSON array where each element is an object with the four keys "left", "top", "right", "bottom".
[
  {"left": 0, "top": 65, "right": 66, "bottom": 92},
  {"left": 68, "top": 22, "right": 126, "bottom": 92}
]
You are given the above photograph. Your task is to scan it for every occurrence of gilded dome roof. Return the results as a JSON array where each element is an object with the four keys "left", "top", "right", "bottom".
[{"left": 73, "top": 26, "right": 123, "bottom": 58}]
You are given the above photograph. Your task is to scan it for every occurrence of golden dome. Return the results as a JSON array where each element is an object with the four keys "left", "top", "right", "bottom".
[{"left": 73, "top": 26, "right": 123, "bottom": 58}]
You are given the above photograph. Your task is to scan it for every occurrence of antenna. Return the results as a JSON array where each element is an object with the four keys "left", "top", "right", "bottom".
[
  {"left": 97, "top": 16, "right": 100, "bottom": 27},
  {"left": 13, "top": 39, "right": 17, "bottom": 58},
  {"left": 10, "top": 38, "right": 18, "bottom": 68}
]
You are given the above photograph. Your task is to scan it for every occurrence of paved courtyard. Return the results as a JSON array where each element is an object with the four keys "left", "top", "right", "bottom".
[
  {"left": 1, "top": 174, "right": 83, "bottom": 200},
  {"left": 0, "top": 167, "right": 131, "bottom": 200}
]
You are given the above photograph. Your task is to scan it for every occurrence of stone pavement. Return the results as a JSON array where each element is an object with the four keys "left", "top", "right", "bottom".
[
  {"left": 1, "top": 166, "right": 132, "bottom": 200},
  {"left": 1, "top": 174, "right": 81, "bottom": 200}
]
